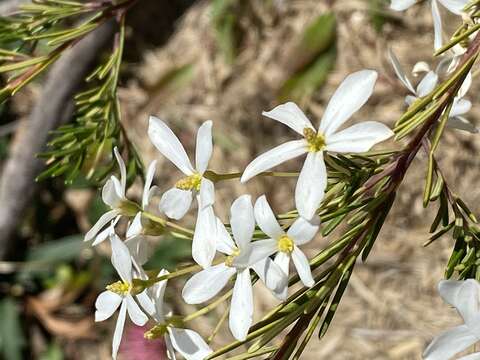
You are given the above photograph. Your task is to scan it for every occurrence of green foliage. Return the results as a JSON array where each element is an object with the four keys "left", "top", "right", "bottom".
[
  {"left": 0, "top": 297, "right": 25, "bottom": 360},
  {"left": 211, "top": 0, "right": 243, "bottom": 63},
  {"left": 145, "top": 236, "right": 192, "bottom": 270}
]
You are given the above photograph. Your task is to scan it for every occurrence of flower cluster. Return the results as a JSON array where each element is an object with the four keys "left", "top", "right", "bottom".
[{"left": 84, "top": 69, "right": 394, "bottom": 359}]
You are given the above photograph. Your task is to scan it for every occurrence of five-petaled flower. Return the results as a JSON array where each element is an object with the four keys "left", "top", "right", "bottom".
[
  {"left": 423, "top": 279, "right": 480, "bottom": 360},
  {"left": 182, "top": 195, "right": 288, "bottom": 341},
  {"left": 241, "top": 70, "right": 393, "bottom": 220}
]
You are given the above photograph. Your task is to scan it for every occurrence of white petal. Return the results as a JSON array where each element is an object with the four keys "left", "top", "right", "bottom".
[
  {"left": 198, "top": 178, "right": 215, "bottom": 209},
  {"left": 254, "top": 195, "right": 284, "bottom": 239},
  {"left": 165, "top": 335, "right": 177, "bottom": 360},
  {"left": 110, "top": 234, "right": 133, "bottom": 283},
  {"left": 168, "top": 327, "right": 213, "bottom": 360},
  {"left": 240, "top": 140, "right": 308, "bottom": 183},
  {"left": 326, "top": 121, "right": 393, "bottom": 153},
  {"left": 412, "top": 61, "right": 431, "bottom": 75},
  {"left": 125, "top": 235, "right": 150, "bottom": 266},
  {"left": 416, "top": 71, "right": 438, "bottom": 97},
  {"left": 262, "top": 102, "right": 315, "bottom": 135},
  {"left": 291, "top": 246, "right": 314, "bottom": 287},
  {"left": 195, "top": 120, "right": 213, "bottom": 175},
  {"left": 229, "top": 269, "right": 253, "bottom": 341},
  {"left": 423, "top": 325, "right": 478, "bottom": 360},
  {"left": 438, "top": 0, "right": 468, "bottom": 14},
  {"left": 125, "top": 294, "right": 148, "bottom": 326},
  {"left": 85, "top": 210, "right": 119, "bottom": 242},
  {"left": 152, "top": 269, "right": 169, "bottom": 322},
  {"left": 274, "top": 252, "right": 291, "bottom": 277},
  {"left": 295, "top": 152, "right": 327, "bottom": 221},
  {"left": 148, "top": 116, "right": 195, "bottom": 175},
  {"left": 287, "top": 216, "right": 320, "bottom": 245},
  {"left": 135, "top": 290, "right": 155, "bottom": 317},
  {"left": 438, "top": 280, "right": 480, "bottom": 328},
  {"left": 234, "top": 239, "right": 277, "bottom": 268},
  {"left": 390, "top": 0, "right": 417, "bottom": 10},
  {"left": 458, "top": 353, "right": 480, "bottom": 360},
  {"left": 126, "top": 212, "right": 142, "bottom": 238},
  {"left": 113, "top": 147, "right": 127, "bottom": 197},
  {"left": 142, "top": 160, "right": 157, "bottom": 208},
  {"left": 447, "top": 116, "right": 478, "bottom": 133},
  {"left": 432, "top": 0, "right": 443, "bottom": 51},
  {"left": 406, "top": 95, "right": 417, "bottom": 106},
  {"left": 192, "top": 204, "right": 217, "bottom": 268},
  {"left": 458, "top": 71, "right": 472, "bottom": 98},
  {"left": 319, "top": 70, "right": 377, "bottom": 137},
  {"left": 252, "top": 258, "right": 288, "bottom": 301},
  {"left": 112, "top": 301, "right": 127, "bottom": 360},
  {"left": 92, "top": 217, "right": 120, "bottom": 246},
  {"left": 102, "top": 177, "right": 124, "bottom": 208},
  {"left": 159, "top": 188, "right": 193, "bottom": 220},
  {"left": 182, "top": 264, "right": 236, "bottom": 304},
  {"left": 215, "top": 217, "right": 236, "bottom": 255},
  {"left": 450, "top": 98, "right": 472, "bottom": 117},
  {"left": 95, "top": 291, "right": 122, "bottom": 322},
  {"left": 230, "top": 194, "right": 255, "bottom": 250},
  {"left": 388, "top": 48, "right": 415, "bottom": 93}
]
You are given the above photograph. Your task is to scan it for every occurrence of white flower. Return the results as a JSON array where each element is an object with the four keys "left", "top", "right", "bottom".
[
  {"left": 143, "top": 269, "right": 213, "bottom": 360},
  {"left": 240, "top": 70, "right": 393, "bottom": 220},
  {"left": 182, "top": 195, "right": 288, "bottom": 340},
  {"left": 85, "top": 147, "right": 139, "bottom": 245},
  {"left": 148, "top": 117, "right": 215, "bottom": 220},
  {"left": 388, "top": 49, "right": 477, "bottom": 133},
  {"left": 424, "top": 279, "right": 480, "bottom": 360},
  {"left": 235, "top": 195, "right": 319, "bottom": 299},
  {"left": 390, "top": 0, "right": 468, "bottom": 50},
  {"left": 94, "top": 234, "right": 149, "bottom": 360}
]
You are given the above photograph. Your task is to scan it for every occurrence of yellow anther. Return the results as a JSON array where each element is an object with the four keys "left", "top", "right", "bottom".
[
  {"left": 106, "top": 281, "right": 132, "bottom": 296},
  {"left": 277, "top": 235, "right": 294, "bottom": 254},
  {"left": 225, "top": 248, "right": 240, "bottom": 267},
  {"left": 303, "top": 127, "right": 326, "bottom": 152},
  {"left": 175, "top": 173, "right": 202, "bottom": 191},
  {"left": 144, "top": 324, "right": 168, "bottom": 340}
]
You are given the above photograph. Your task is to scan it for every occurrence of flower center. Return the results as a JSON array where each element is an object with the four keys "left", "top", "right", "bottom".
[
  {"left": 303, "top": 128, "right": 326, "bottom": 152},
  {"left": 225, "top": 248, "right": 240, "bottom": 267},
  {"left": 175, "top": 173, "right": 202, "bottom": 191},
  {"left": 144, "top": 324, "right": 168, "bottom": 340},
  {"left": 106, "top": 281, "right": 132, "bottom": 296},
  {"left": 277, "top": 235, "right": 294, "bottom": 254}
]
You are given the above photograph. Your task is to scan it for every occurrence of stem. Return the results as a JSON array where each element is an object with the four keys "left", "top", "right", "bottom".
[{"left": 141, "top": 210, "right": 194, "bottom": 237}]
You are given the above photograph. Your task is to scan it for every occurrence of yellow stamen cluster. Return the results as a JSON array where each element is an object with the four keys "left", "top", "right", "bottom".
[
  {"left": 303, "top": 128, "right": 326, "bottom": 152},
  {"left": 175, "top": 173, "right": 202, "bottom": 191},
  {"left": 225, "top": 248, "right": 240, "bottom": 267},
  {"left": 277, "top": 235, "right": 294, "bottom": 254},
  {"left": 106, "top": 281, "right": 132, "bottom": 296},
  {"left": 144, "top": 324, "right": 168, "bottom": 340}
]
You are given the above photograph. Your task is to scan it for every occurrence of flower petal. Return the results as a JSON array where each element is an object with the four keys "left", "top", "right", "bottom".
[
  {"left": 125, "top": 294, "right": 148, "bottom": 326},
  {"left": 447, "top": 116, "right": 478, "bottom": 133},
  {"left": 195, "top": 120, "right": 213, "bottom": 174},
  {"left": 102, "top": 177, "right": 124, "bottom": 208},
  {"left": 168, "top": 327, "right": 213, "bottom": 360},
  {"left": 254, "top": 195, "right": 284, "bottom": 239},
  {"left": 326, "top": 121, "right": 393, "bottom": 153},
  {"left": 229, "top": 269, "right": 253, "bottom": 341},
  {"left": 450, "top": 98, "right": 472, "bottom": 117},
  {"left": 192, "top": 204, "right": 217, "bottom": 268},
  {"left": 112, "top": 301, "right": 126, "bottom": 360},
  {"left": 240, "top": 140, "right": 308, "bottom": 183},
  {"left": 458, "top": 353, "right": 480, "bottom": 360},
  {"left": 152, "top": 269, "right": 169, "bottom": 322},
  {"left": 215, "top": 217, "right": 236, "bottom": 255},
  {"left": 438, "top": 279, "right": 480, "bottom": 329},
  {"left": 423, "top": 325, "right": 478, "bottom": 360},
  {"left": 251, "top": 258, "right": 288, "bottom": 301},
  {"left": 234, "top": 239, "right": 277, "bottom": 268},
  {"left": 390, "top": 0, "right": 417, "bottom": 11},
  {"left": 110, "top": 233, "right": 133, "bottom": 283},
  {"left": 125, "top": 234, "right": 150, "bottom": 266},
  {"left": 159, "top": 187, "right": 193, "bottom": 220},
  {"left": 432, "top": 0, "right": 443, "bottom": 51},
  {"left": 148, "top": 116, "right": 195, "bottom": 175},
  {"left": 295, "top": 151, "right": 327, "bottom": 221},
  {"left": 142, "top": 160, "right": 157, "bottom": 209},
  {"left": 291, "top": 246, "right": 314, "bottom": 287},
  {"left": 416, "top": 71, "right": 439, "bottom": 97},
  {"left": 438, "top": 0, "right": 468, "bottom": 14},
  {"left": 113, "top": 147, "right": 127, "bottom": 197},
  {"left": 126, "top": 212, "right": 142, "bottom": 238},
  {"left": 182, "top": 264, "right": 236, "bottom": 304},
  {"left": 388, "top": 48, "right": 415, "bottom": 93},
  {"left": 319, "top": 70, "right": 377, "bottom": 137},
  {"left": 199, "top": 178, "right": 215, "bottom": 209},
  {"left": 230, "top": 195, "right": 255, "bottom": 250},
  {"left": 274, "top": 252, "right": 291, "bottom": 277},
  {"left": 135, "top": 290, "right": 155, "bottom": 317},
  {"left": 85, "top": 210, "right": 119, "bottom": 242},
  {"left": 92, "top": 217, "right": 120, "bottom": 246},
  {"left": 262, "top": 102, "right": 315, "bottom": 135},
  {"left": 287, "top": 216, "right": 320, "bottom": 245},
  {"left": 95, "top": 291, "right": 122, "bottom": 322}
]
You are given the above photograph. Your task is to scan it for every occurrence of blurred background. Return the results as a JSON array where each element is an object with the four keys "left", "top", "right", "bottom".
[{"left": 0, "top": 0, "right": 479, "bottom": 359}]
